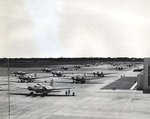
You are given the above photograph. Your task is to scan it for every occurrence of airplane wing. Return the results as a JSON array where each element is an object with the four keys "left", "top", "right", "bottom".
[
  {"left": 62, "top": 76, "right": 99, "bottom": 80},
  {"left": 108, "top": 67, "right": 127, "bottom": 70},
  {"left": 104, "top": 72, "right": 116, "bottom": 75},
  {"left": 62, "top": 72, "right": 74, "bottom": 74},
  {"left": 16, "top": 86, "right": 27, "bottom": 90},
  {"left": 84, "top": 77, "right": 101, "bottom": 80},
  {"left": 18, "top": 75, "right": 51, "bottom": 80},
  {"left": 49, "top": 87, "right": 71, "bottom": 91},
  {"left": 83, "top": 72, "right": 115, "bottom": 77},
  {"left": 35, "top": 76, "right": 51, "bottom": 79}
]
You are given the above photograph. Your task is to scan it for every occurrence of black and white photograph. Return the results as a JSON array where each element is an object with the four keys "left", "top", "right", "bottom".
[{"left": 0, "top": 0, "right": 150, "bottom": 119}]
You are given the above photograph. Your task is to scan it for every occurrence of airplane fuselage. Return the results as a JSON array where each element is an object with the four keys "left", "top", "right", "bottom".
[
  {"left": 71, "top": 76, "right": 86, "bottom": 84},
  {"left": 27, "top": 84, "right": 53, "bottom": 95},
  {"left": 14, "top": 71, "right": 27, "bottom": 76},
  {"left": 18, "top": 76, "right": 36, "bottom": 83}
]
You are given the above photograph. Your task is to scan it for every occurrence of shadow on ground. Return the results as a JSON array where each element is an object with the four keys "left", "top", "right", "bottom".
[
  {"left": 9, "top": 92, "right": 75, "bottom": 97},
  {"left": 101, "top": 77, "right": 137, "bottom": 90}
]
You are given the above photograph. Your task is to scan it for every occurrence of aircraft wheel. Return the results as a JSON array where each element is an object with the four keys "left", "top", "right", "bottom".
[
  {"left": 30, "top": 92, "right": 34, "bottom": 95},
  {"left": 43, "top": 93, "right": 47, "bottom": 96},
  {"left": 112, "top": 87, "right": 116, "bottom": 90}
]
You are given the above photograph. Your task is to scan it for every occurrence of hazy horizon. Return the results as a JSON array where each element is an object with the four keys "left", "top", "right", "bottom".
[{"left": 0, "top": 56, "right": 144, "bottom": 59}]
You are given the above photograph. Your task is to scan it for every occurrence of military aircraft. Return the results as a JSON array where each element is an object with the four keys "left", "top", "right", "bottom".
[
  {"left": 41, "top": 68, "right": 52, "bottom": 73},
  {"left": 84, "top": 63, "right": 99, "bottom": 67},
  {"left": 71, "top": 75, "right": 87, "bottom": 84},
  {"left": 51, "top": 71, "right": 73, "bottom": 77},
  {"left": 92, "top": 71, "right": 104, "bottom": 77},
  {"left": 61, "top": 65, "right": 81, "bottom": 71},
  {"left": 61, "top": 67, "right": 69, "bottom": 71},
  {"left": 73, "top": 65, "right": 81, "bottom": 70},
  {"left": 109, "top": 66, "right": 127, "bottom": 71},
  {"left": 17, "top": 73, "right": 50, "bottom": 83},
  {"left": 85, "top": 64, "right": 91, "bottom": 67},
  {"left": 52, "top": 71, "right": 63, "bottom": 77},
  {"left": 18, "top": 75, "right": 36, "bottom": 83},
  {"left": 115, "top": 66, "right": 124, "bottom": 70},
  {"left": 26, "top": 80, "right": 71, "bottom": 96},
  {"left": 14, "top": 71, "right": 27, "bottom": 76}
]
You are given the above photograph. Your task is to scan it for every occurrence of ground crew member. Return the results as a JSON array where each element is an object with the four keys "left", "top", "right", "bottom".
[
  {"left": 65, "top": 91, "right": 68, "bottom": 96},
  {"left": 68, "top": 89, "right": 70, "bottom": 96},
  {"left": 72, "top": 92, "right": 75, "bottom": 96}
]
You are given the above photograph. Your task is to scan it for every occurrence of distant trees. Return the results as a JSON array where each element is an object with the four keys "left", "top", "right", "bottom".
[{"left": 0, "top": 57, "right": 143, "bottom": 67}]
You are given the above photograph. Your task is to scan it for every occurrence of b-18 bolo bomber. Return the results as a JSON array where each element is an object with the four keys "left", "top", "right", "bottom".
[{"left": 19, "top": 80, "right": 71, "bottom": 96}]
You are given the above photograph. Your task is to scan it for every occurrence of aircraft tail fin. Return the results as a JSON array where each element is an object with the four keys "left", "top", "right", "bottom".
[{"left": 50, "top": 79, "right": 53, "bottom": 87}]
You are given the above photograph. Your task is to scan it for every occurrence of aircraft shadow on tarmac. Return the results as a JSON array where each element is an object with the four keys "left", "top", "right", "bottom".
[
  {"left": 0, "top": 89, "right": 8, "bottom": 91},
  {"left": 55, "top": 81, "right": 104, "bottom": 84},
  {"left": 101, "top": 77, "right": 137, "bottom": 90},
  {"left": 9, "top": 92, "right": 74, "bottom": 97},
  {"left": 6, "top": 80, "right": 52, "bottom": 83},
  {"left": 0, "top": 83, "right": 13, "bottom": 85}
]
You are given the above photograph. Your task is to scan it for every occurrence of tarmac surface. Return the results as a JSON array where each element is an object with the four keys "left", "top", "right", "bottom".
[{"left": 1, "top": 63, "right": 150, "bottom": 119}]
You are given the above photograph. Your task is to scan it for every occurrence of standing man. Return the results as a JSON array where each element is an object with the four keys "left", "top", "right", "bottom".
[{"left": 68, "top": 89, "right": 70, "bottom": 96}]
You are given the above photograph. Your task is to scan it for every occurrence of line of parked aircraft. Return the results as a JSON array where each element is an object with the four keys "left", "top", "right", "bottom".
[
  {"left": 12, "top": 63, "right": 135, "bottom": 96},
  {"left": 14, "top": 70, "right": 108, "bottom": 84},
  {"left": 12, "top": 64, "right": 108, "bottom": 95}
]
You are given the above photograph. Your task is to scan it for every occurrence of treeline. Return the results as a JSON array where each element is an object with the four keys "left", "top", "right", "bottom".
[{"left": 0, "top": 57, "right": 143, "bottom": 67}]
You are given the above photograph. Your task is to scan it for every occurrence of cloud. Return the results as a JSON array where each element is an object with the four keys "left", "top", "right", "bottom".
[
  {"left": 59, "top": 0, "right": 150, "bottom": 57},
  {"left": 0, "top": 0, "right": 150, "bottom": 57}
]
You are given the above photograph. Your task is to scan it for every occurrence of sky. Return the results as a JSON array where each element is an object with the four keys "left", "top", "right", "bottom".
[{"left": 0, "top": 0, "right": 150, "bottom": 58}]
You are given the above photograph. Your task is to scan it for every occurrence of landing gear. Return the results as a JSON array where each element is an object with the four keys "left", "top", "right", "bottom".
[
  {"left": 112, "top": 87, "right": 116, "bottom": 90},
  {"left": 20, "top": 80, "right": 25, "bottom": 83},
  {"left": 81, "top": 78, "right": 86, "bottom": 84},
  {"left": 42, "top": 93, "right": 48, "bottom": 96},
  {"left": 29, "top": 92, "right": 34, "bottom": 95}
]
